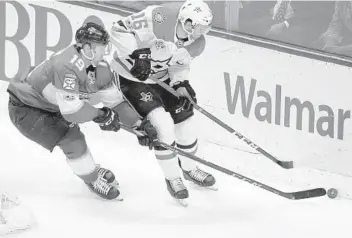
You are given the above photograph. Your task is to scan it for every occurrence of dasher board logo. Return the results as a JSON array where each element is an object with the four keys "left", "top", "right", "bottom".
[{"left": 224, "top": 72, "right": 351, "bottom": 140}]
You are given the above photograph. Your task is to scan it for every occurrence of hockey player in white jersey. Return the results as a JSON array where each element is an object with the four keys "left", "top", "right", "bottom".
[
  {"left": 0, "top": 192, "right": 35, "bottom": 235},
  {"left": 109, "top": 0, "right": 216, "bottom": 204}
]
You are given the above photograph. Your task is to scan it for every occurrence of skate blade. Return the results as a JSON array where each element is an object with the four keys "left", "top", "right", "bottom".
[
  {"left": 92, "top": 194, "right": 124, "bottom": 202},
  {"left": 86, "top": 185, "right": 123, "bottom": 202},
  {"left": 110, "top": 180, "right": 120, "bottom": 188},
  {"left": 0, "top": 226, "right": 32, "bottom": 236},
  {"left": 206, "top": 185, "right": 218, "bottom": 191},
  {"left": 189, "top": 182, "right": 218, "bottom": 191},
  {"left": 115, "top": 195, "right": 124, "bottom": 201},
  {"left": 98, "top": 193, "right": 124, "bottom": 202},
  {"left": 175, "top": 198, "right": 188, "bottom": 207}
]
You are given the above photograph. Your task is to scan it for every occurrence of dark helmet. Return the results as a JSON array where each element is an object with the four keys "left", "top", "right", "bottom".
[{"left": 75, "top": 22, "right": 110, "bottom": 46}]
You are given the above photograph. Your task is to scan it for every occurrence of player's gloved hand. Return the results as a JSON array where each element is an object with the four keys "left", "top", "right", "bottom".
[
  {"left": 129, "top": 48, "right": 152, "bottom": 81},
  {"left": 135, "top": 118, "right": 159, "bottom": 150},
  {"left": 172, "top": 80, "right": 197, "bottom": 111},
  {"left": 93, "top": 107, "right": 121, "bottom": 132}
]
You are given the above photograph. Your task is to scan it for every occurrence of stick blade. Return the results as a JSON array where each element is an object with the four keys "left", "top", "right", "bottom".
[
  {"left": 286, "top": 188, "right": 327, "bottom": 200},
  {"left": 277, "top": 160, "right": 294, "bottom": 169}
]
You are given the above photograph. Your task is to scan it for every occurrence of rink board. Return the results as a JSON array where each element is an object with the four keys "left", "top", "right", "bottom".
[{"left": 1, "top": 1, "right": 352, "bottom": 197}]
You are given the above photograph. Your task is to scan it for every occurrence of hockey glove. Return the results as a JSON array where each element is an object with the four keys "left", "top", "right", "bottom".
[
  {"left": 129, "top": 48, "right": 152, "bottom": 81},
  {"left": 172, "top": 80, "right": 197, "bottom": 111},
  {"left": 135, "top": 118, "right": 159, "bottom": 150},
  {"left": 93, "top": 107, "right": 121, "bottom": 132}
]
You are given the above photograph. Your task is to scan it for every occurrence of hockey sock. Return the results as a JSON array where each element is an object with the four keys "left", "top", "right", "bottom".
[
  {"left": 66, "top": 149, "right": 98, "bottom": 183},
  {"left": 176, "top": 140, "right": 198, "bottom": 171},
  {"left": 157, "top": 157, "right": 181, "bottom": 180},
  {"left": 155, "top": 142, "right": 181, "bottom": 180},
  {"left": 174, "top": 117, "right": 198, "bottom": 171},
  {"left": 146, "top": 107, "right": 181, "bottom": 179}
]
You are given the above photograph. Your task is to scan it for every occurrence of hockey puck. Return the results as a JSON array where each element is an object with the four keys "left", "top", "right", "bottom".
[{"left": 327, "top": 188, "right": 338, "bottom": 199}]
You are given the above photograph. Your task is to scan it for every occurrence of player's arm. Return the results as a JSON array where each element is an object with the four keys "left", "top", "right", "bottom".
[
  {"left": 168, "top": 61, "right": 190, "bottom": 86},
  {"left": 54, "top": 70, "right": 120, "bottom": 132},
  {"left": 93, "top": 63, "right": 142, "bottom": 127},
  {"left": 91, "top": 62, "right": 146, "bottom": 133},
  {"left": 110, "top": 16, "right": 153, "bottom": 81},
  {"left": 110, "top": 20, "right": 139, "bottom": 58},
  {"left": 167, "top": 47, "right": 196, "bottom": 112},
  {"left": 110, "top": 5, "right": 156, "bottom": 57},
  {"left": 94, "top": 64, "right": 159, "bottom": 148},
  {"left": 167, "top": 33, "right": 206, "bottom": 109},
  {"left": 169, "top": 63, "right": 196, "bottom": 111},
  {"left": 167, "top": 42, "right": 192, "bottom": 86},
  {"left": 94, "top": 77, "right": 143, "bottom": 129},
  {"left": 96, "top": 84, "right": 122, "bottom": 109},
  {"left": 54, "top": 71, "right": 101, "bottom": 123},
  {"left": 90, "top": 61, "right": 123, "bottom": 108}
]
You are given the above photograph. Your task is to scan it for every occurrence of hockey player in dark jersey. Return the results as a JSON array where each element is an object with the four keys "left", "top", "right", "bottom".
[{"left": 7, "top": 22, "right": 158, "bottom": 201}]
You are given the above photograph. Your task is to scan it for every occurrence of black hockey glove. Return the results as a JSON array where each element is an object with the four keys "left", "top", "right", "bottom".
[
  {"left": 172, "top": 80, "right": 197, "bottom": 111},
  {"left": 93, "top": 107, "right": 121, "bottom": 132},
  {"left": 129, "top": 48, "right": 152, "bottom": 81},
  {"left": 135, "top": 118, "right": 159, "bottom": 150}
]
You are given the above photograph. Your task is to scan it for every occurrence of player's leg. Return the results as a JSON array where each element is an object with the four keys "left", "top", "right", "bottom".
[
  {"left": 56, "top": 125, "right": 121, "bottom": 200},
  {"left": 7, "top": 94, "right": 120, "bottom": 200},
  {"left": 119, "top": 76, "right": 188, "bottom": 200},
  {"left": 160, "top": 83, "right": 216, "bottom": 188},
  {"left": 0, "top": 192, "right": 35, "bottom": 235},
  {"left": 8, "top": 93, "right": 70, "bottom": 151}
]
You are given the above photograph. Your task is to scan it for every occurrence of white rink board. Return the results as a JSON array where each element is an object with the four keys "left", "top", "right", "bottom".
[
  {"left": 1, "top": 1, "right": 352, "bottom": 198},
  {"left": 193, "top": 37, "right": 352, "bottom": 174}
]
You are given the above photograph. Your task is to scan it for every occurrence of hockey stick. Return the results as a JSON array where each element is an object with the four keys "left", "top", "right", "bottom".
[
  {"left": 149, "top": 78, "right": 294, "bottom": 169},
  {"left": 120, "top": 124, "right": 326, "bottom": 200}
]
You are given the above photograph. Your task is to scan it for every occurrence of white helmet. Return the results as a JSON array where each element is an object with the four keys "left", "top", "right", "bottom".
[{"left": 178, "top": 0, "right": 213, "bottom": 27}]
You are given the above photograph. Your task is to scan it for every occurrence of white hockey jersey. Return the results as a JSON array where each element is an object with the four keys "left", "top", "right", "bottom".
[{"left": 109, "top": 5, "right": 206, "bottom": 85}]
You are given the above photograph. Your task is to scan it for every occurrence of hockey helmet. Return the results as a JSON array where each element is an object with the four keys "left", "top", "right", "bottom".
[
  {"left": 75, "top": 22, "right": 110, "bottom": 46},
  {"left": 178, "top": 0, "right": 213, "bottom": 27}
]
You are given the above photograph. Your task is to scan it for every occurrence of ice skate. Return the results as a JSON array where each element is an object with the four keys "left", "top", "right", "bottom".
[
  {"left": 97, "top": 166, "right": 119, "bottom": 187},
  {"left": 165, "top": 177, "right": 189, "bottom": 207},
  {"left": 182, "top": 167, "right": 218, "bottom": 191},
  {"left": 85, "top": 167, "right": 122, "bottom": 201}
]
